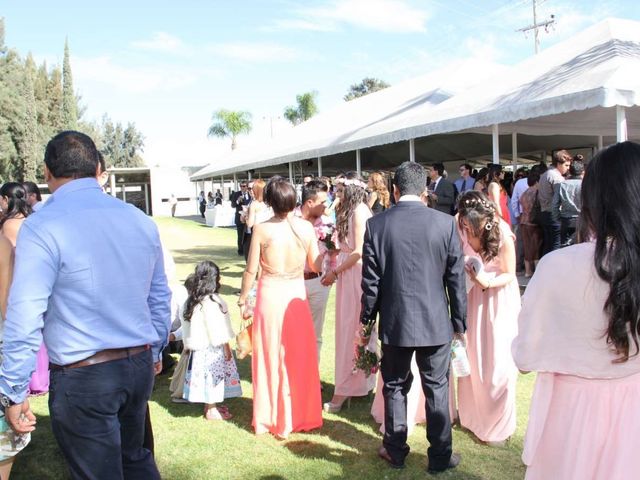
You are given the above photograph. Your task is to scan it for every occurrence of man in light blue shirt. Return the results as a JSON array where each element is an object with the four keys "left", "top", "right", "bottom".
[
  {"left": 0, "top": 131, "right": 170, "bottom": 479},
  {"left": 453, "top": 163, "right": 474, "bottom": 195}
]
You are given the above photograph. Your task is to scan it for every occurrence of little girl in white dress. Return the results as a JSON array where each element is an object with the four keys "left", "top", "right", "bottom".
[{"left": 179, "top": 260, "right": 242, "bottom": 420}]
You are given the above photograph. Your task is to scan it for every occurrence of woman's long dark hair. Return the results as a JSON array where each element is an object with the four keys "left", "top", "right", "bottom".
[
  {"left": 336, "top": 171, "right": 368, "bottom": 242},
  {"left": 0, "top": 182, "right": 32, "bottom": 227},
  {"left": 456, "top": 191, "right": 501, "bottom": 262},
  {"left": 579, "top": 141, "right": 640, "bottom": 363},
  {"left": 183, "top": 260, "right": 225, "bottom": 322}
]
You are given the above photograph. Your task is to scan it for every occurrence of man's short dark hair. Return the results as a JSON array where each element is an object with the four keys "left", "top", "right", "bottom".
[
  {"left": 394, "top": 162, "right": 427, "bottom": 197},
  {"left": 302, "top": 179, "right": 328, "bottom": 204},
  {"left": 527, "top": 171, "right": 541, "bottom": 187},
  {"left": 22, "top": 181, "right": 42, "bottom": 201},
  {"left": 264, "top": 176, "right": 297, "bottom": 217},
  {"left": 569, "top": 159, "right": 584, "bottom": 177},
  {"left": 431, "top": 162, "right": 445, "bottom": 176},
  {"left": 460, "top": 163, "right": 472, "bottom": 172},
  {"left": 44, "top": 131, "right": 100, "bottom": 179}
]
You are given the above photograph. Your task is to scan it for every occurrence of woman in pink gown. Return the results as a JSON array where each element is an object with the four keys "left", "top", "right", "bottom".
[
  {"left": 0, "top": 183, "right": 48, "bottom": 395},
  {"left": 513, "top": 141, "right": 640, "bottom": 480},
  {"left": 239, "top": 177, "right": 324, "bottom": 438},
  {"left": 455, "top": 191, "right": 519, "bottom": 445},
  {"left": 321, "top": 172, "right": 375, "bottom": 412},
  {"left": 487, "top": 165, "right": 511, "bottom": 226}
]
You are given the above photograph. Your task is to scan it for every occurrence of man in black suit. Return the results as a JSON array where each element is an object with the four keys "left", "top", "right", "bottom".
[
  {"left": 428, "top": 162, "right": 457, "bottom": 215},
  {"left": 360, "top": 161, "right": 466, "bottom": 473},
  {"left": 230, "top": 182, "right": 251, "bottom": 255}
]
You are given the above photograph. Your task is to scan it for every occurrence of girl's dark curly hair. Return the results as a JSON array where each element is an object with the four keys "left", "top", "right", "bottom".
[
  {"left": 183, "top": 260, "right": 225, "bottom": 322},
  {"left": 0, "top": 182, "right": 32, "bottom": 228},
  {"left": 456, "top": 190, "right": 501, "bottom": 262},
  {"left": 579, "top": 141, "right": 640, "bottom": 363},
  {"left": 336, "top": 171, "right": 368, "bottom": 242}
]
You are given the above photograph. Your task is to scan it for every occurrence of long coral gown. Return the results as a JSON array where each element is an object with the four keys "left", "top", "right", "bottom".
[
  {"left": 333, "top": 204, "right": 375, "bottom": 397},
  {"left": 251, "top": 257, "right": 322, "bottom": 438},
  {"left": 456, "top": 220, "right": 519, "bottom": 442}
]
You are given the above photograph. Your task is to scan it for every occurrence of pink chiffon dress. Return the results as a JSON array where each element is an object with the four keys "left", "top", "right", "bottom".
[
  {"left": 333, "top": 204, "right": 375, "bottom": 397},
  {"left": 513, "top": 242, "right": 640, "bottom": 480},
  {"left": 28, "top": 343, "right": 50, "bottom": 395},
  {"left": 251, "top": 257, "right": 322, "bottom": 438},
  {"left": 456, "top": 220, "right": 520, "bottom": 442}
]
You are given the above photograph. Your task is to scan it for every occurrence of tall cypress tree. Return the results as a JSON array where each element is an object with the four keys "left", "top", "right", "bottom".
[
  {"left": 16, "top": 54, "right": 38, "bottom": 182},
  {"left": 62, "top": 38, "right": 77, "bottom": 130}
]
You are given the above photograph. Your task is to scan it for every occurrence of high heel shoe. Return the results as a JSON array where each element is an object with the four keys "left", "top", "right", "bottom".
[{"left": 323, "top": 396, "right": 351, "bottom": 413}]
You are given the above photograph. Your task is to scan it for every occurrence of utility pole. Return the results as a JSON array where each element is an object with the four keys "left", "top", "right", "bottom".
[{"left": 516, "top": 0, "right": 555, "bottom": 54}]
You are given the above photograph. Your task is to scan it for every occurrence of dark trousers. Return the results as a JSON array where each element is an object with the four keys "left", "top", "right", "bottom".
[
  {"left": 242, "top": 232, "right": 252, "bottom": 261},
  {"left": 560, "top": 217, "right": 577, "bottom": 246},
  {"left": 49, "top": 349, "right": 160, "bottom": 480},
  {"left": 540, "top": 211, "right": 561, "bottom": 255},
  {"left": 381, "top": 343, "right": 452, "bottom": 469},
  {"left": 235, "top": 215, "right": 244, "bottom": 254}
]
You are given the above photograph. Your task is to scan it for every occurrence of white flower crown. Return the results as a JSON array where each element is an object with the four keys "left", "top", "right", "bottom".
[{"left": 336, "top": 178, "right": 367, "bottom": 189}]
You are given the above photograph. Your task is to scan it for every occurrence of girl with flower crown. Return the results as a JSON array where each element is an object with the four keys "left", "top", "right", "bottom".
[
  {"left": 321, "top": 171, "right": 375, "bottom": 412},
  {"left": 454, "top": 190, "right": 520, "bottom": 446}
]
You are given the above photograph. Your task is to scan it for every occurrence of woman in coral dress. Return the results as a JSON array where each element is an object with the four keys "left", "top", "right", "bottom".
[
  {"left": 321, "top": 172, "right": 375, "bottom": 412},
  {"left": 513, "top": 141, "right": 640, "bottom": 480},
  {"left": 239, "top": 177, "right": 325, "bottom": 438},
  {"left": 455, "top": 191, "right": 519, "bottom": 445}
]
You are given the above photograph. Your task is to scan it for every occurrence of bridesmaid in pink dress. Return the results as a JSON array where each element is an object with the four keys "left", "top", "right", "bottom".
[
  {"left": 322, "top": 172, "right": 375, "bottom": 412},
  {"left": 513, "top": 141, "right": 640, "bottom": 480},
  {"left": 455, "top": 191, "right": 519, "bottom": 445},
  {"left": 487, "top": 165, "right": 511, "bottom": 226},
  {"left": 0, "top": 183, "right": 49, "bottom": 395},
  {"left": 239, "top": 177, "right": 324, "bottom": 438}
]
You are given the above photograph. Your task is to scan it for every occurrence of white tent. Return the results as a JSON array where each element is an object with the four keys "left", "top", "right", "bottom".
[{"left": 192, "top": 17, "right": 640, "bottom": 182}]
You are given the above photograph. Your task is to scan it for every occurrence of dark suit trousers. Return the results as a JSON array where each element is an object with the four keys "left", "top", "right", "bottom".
[
  {"left": 381, "top": 343, "right": 452, "bottom": 469},
  {"left": 235, "top": 214, "right": 245, "bottom": 254}
]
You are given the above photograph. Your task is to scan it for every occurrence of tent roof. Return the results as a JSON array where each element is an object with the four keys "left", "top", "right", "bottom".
[{"left": 192, "top": 17, "right": 640, "bottom": 180}]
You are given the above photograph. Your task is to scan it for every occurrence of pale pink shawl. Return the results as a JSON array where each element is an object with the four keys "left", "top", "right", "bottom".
[{"left": 512, "top": 241, "right": 640, "bottom": 378}]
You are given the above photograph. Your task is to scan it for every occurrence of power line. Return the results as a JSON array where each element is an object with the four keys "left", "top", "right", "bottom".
[{"left": 516, "top": 0, "right": 556, "bottom": 54}]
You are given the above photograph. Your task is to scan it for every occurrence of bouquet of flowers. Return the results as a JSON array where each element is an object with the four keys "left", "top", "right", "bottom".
[
  {"left": 315, "top": 221, "right": 337, "bottom": 251},
  {"left": 353, "top": 322, "right": 380, "bottom": 377}
]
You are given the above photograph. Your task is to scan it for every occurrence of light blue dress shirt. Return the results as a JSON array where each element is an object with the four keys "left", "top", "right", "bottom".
[{"left": 0, "top": 178, "right": 171, "bottom": 403}]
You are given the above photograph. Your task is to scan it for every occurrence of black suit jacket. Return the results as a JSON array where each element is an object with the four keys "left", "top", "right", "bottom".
[
  {"left": 360, "top": 200, "right": 466, "bottom": 347},
  {"left": 230, "top": 191, "right": 250, "bottom": 225},
  {"left": 434, "top": 178, "right": 457, "bottom": 215}
]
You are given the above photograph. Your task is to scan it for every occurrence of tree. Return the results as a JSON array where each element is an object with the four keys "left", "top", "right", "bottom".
[
  {"left": 62, "top": 38, "right": 77, "bottom": 129},
  {"left": 344, "top": 77, "right": 390, "bottom": 101},
  {"left": 207, "top": 109, "right": 252, "bottom": 150},
  {"left": 99, "top": 116, "right": 145, "bottom": 168},
  {"left": 15, "top": 54, "right": 38, "bottom": 181},
  {"left": 283, "top": 91, "right": 318, "bottom": 126}
]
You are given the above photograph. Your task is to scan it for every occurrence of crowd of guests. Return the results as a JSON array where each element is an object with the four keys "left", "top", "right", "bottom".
[{"left": 0, "top": 132, "right": 638, "bottom": 480}]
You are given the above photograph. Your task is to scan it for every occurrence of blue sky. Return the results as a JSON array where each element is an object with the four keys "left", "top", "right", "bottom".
[{"left": 2, "top": 1, "right": 637, "bottom": 167}]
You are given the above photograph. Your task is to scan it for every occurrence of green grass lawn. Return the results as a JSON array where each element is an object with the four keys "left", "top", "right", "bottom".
[{"left": 13, "top": 216, "right": 533, "bottom": 479}]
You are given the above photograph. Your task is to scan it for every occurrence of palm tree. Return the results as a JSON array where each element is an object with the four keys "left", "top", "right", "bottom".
[
  {"left": 207, "top": 109, "right": 252, "bottom": 150},
  {"left": 283, "top": 91, "right": 318, "bottom": 126}
]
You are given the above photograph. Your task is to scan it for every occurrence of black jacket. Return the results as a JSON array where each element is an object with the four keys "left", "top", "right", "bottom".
[{"left": 360, "top": 200, "right": 466, "bottom": 347}]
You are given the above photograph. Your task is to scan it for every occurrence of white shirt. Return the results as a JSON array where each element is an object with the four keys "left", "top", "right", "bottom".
[
  {"left": 510, "top": 178, "right": 529, "bottom": 217},
  {"left": 398, "top": 195, "right": 422, "bottom": 202}
]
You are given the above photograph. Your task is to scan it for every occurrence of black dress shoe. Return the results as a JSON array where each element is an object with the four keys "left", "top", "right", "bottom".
[
  {"left": 377, "top": 446, "right": 405, "bottom": 469},
  {"left": 427, "top": 453, "right": 460, "bottom": 474}
]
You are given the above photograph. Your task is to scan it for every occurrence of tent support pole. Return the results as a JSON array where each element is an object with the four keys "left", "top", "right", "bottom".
[
  {"left": 409, "top": 139, "right": 415, "bottom": 162},
  {"left": 318, "top": 157, "right": 322, "bottom": 177},
  {"left": 492, "top": 124, "right": 500, "bottom": 164},
  {"left": 288, "top": 162, "right": 293, "bottom": 183},
  {"left": 233, "top": 173, "right": 238, "bottom": 191},
  {"left": 597, "top": 135, "right": 603, "bottom": 151},
  {"left": 356, "top": 150, "right": 361, "bottom": 176},
  {"left": 616, "top": 106, "right": 627, "bottom": 142},
  {"left": 248, "top": 171, "right": 252, "bottom": 181},
  {"left": 512, "top": 132, "right": 518, "bottom": 171}
]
